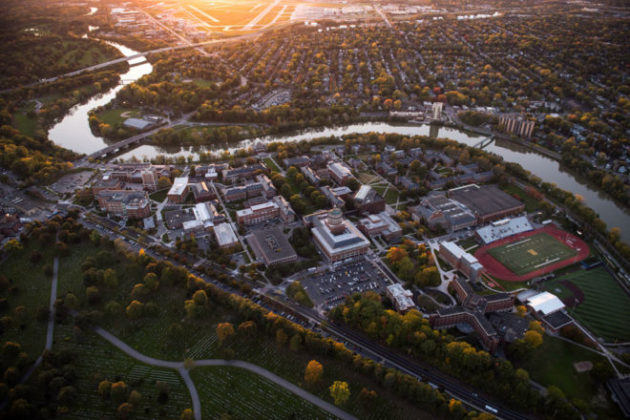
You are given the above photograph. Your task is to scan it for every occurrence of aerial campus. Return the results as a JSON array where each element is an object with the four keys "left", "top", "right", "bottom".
[{"left": 0, "top": 0, "right": 630, "bottom": 419}]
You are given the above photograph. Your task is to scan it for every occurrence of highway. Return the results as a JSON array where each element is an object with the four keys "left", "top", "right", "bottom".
[{"left": 77, "top": 210, "right": 532, "bottom": 420}]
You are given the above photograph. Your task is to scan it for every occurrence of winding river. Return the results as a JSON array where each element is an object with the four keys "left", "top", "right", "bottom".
[
  {"left": 45, "top": 42, "right": 630, "bottom": 241},
  {"left": 48, "top": 41, "right": 153, "bottom": 154}
]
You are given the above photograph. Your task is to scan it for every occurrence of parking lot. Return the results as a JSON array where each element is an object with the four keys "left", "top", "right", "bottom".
[{"left": 300, "top": 257, "right": 391, "bottom": 312}]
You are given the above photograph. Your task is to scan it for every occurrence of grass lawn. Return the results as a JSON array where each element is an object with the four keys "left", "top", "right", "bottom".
[
  {"left": 96, "top": 108, "right": 139, "bottom": 127},
  {"left": 149, "top": 189, "right": 169, "bottom": 203},
  {"left": 487, "top": 233, "right": 577, "bottom": 276},
  {"left": 263, "top": 157, "right": 281, "bottom": 172},
  {"left": 545, "top": 267, "right": 630, "bottom": 342},
  {"left": 358, "top": 172, "right": 379, "bottom": 184},
  {"left": 12, "top": 102, "right": 38, "bottom": 137},
  {"left": 517, "top": 336, "right": 607, "bottom": 403},
  {"left": 191, "top": 366, "right": 332, "bottom": 419},
  {"left": 0, "top": 241, "right": 56, "bottom": 357},
  {"left": 192, "top": 78, "right": 217, "bottom": 88},
  {"left": 383, "top": 187, "right": 399, "bottom": 205},
  {"left": 500, "top": 184, "right": 541, "bottom": 212}
]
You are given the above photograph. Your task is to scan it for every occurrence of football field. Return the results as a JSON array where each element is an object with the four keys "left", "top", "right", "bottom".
[{"left": 487, "top": 232, "right": 577, "bottom": 276}]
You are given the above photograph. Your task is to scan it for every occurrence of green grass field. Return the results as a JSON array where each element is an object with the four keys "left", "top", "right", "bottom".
[
  {"left": 487, "top": 233, "right": 577, "bottom": 276},
  {"left": 191, "top": 366, "right": 331, "bottom": 419},
  {"left": 263, "top": 157, "right": 281, "bottom": 172},
  {"left": 545, "top": 267, "right": 630, "bottom": 342},
  {"left": 518, "top": 336, "right": 607, "bottom": 402}
]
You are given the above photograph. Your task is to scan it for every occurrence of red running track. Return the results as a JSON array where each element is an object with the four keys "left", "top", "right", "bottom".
[{"left": 474, "top": 225, "right": 589, "bottom": 282}]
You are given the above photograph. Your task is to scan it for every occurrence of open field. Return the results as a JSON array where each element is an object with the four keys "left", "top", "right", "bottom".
[
  {"left": 95, "top": 107, "right": 140, "bottom": 127},
  {"left": 488, "top": 232, "right": 577, "bottom": 276},
  {"left": 191, "top": 366, "right": 332, "bottom": 419},
  {"left": 263, "top": 157, "right": 281, "bottom": 172},
  {"left": 545, "top": 267, "right": 630, "bottom": 342},
  {"left": 476, "top": 225, "right": 589, "bottom": 282},
  {"left": 0, "top": 241, "right": 55, "bottom": 357},
  {"left": 517, "top": 336, "right": 609, "bottom": 404},
  {"left": 53, "top": 324, "right": 192, "bottom": 420}
]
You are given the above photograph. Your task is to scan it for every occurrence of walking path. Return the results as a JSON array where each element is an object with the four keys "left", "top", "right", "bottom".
[
  {"left": 15, "top": 257, "right": 60, "bottom": 388},
  {"left": 93, "top": 326, "right": 356, "bottom": 420}
]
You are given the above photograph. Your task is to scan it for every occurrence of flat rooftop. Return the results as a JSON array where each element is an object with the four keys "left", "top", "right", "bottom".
[
  {"left": 449, "top": 184, "right": 523, "bottom": 218},
  {"left": 248, "top": 228, "right": 297, "bottom": 265}
]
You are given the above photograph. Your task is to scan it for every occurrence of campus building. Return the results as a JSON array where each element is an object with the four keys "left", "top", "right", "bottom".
[
  {"left": 95, "top": 190, "right": 151, "bottom": 219},
  {"left": 448, "top": 184, "right": 525, "bottom": 224},
  {"left": 167, "top": 177, "right": 189, "bottom": 204},
  {"left": 386, "top": 284, "right": 415, "bottom": 312},
  {"left": 357, "top": 212, "right": 402, "bottom": 242},
  {"left": 190, "top": 182, "right": 215, "bottom": 203},
  {"left": 213, "top": 223, "right": 239, "bottom": 248},
  {"left": 236, "top": 196, "right": 295, "bottom": 225},
  {"left": 439, "top": 241, "right": 484, "bottom": 281},
  {"left": 247, "top": 228, "right": 298, "bottom": 267},
  {"left": 411, "top": 192, "right": 476, "bottom": 232},
  {"left": 311, "top": 208, "right": 370, "bottom": 262},
  {"left": 327, "top": 161, "right": 354, "bottom": 185},
  {"left": 353, "top": 185, "right": 386, "bottom": 215}
]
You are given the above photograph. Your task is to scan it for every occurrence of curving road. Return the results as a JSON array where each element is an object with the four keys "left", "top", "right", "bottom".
[{"left": 93, "top": 326, "right": 356, "bottom": 420}]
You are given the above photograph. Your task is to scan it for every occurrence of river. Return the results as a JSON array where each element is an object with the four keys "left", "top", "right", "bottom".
[
  {"left": 44, "top": 43, "right": 629, "bottom": 241},
  {"left": 48, "top": 41, "right": 153, "bottom": 154}
]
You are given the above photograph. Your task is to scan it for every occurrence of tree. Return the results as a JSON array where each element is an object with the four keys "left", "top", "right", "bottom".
[
  {"left": 358, "top": 388, "right": 377, "bottom": 406},
  {"left": 216, "top": 322, "right": 235, "bottom": 345},
  {"left": 128, "top": 389, "right": 142, "bottom": 405},
  {"left": 86, "top": 286, "right": 100, "bottom": 305},
  {"left": 304, "top": 360, "right": 323, "bottom": 386},
  {"left": 237, "top": 320, "right": 257, "bottom": 338},
  {"left": 104, "top": 268, "right": 118, "bottom": 288},
  {"left": 276, "top": 328, "right": 288, "bottom": 346},
  {"left": 111, "top": 381, "right": 128, "bottom": 404},
  {"left": 117, "top": 402, "right": 132, "bottom": 419},
  {"left": 180, "top": 408, "right": 194, "bottom": 420},
  {"left": 157, "top": 176, "right": 172, "bottom": 190},
  {"left": 144, "top": 272, "right": 159, "bottom": 291},
  {"left": 126, "top": 300, "right": 144, "bottom": 320},
  {"left": 3, "top": 239, "right": 22, "bottom": 254},
  {"left": 64, "top": 293, "right": 79, "bottom": 310},
  {"left": 523, "top": 330, "right": 543, "bottom": 349},
  {"left": 58, "top": 385, "right": 77, "bottom": 404},
  {"left": 329, "top": 381, "right": 350, "bottom": 406},
  {"left": 98, "top": 380, "right": 112, "bottom": 399}
]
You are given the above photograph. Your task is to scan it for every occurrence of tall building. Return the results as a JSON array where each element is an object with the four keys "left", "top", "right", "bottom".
[
  {"left": 498, "top": 115, "right": 535, "bottom": 139},
  {"left": 432, "top": 102, "right": 443, "bottom": 119}
]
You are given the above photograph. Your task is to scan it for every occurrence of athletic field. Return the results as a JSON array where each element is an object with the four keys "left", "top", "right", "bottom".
[
  {"left": 487, "top": 233, "right": 577, "bottom": 276},
  {"left": 475, "top": 225, "right": 589, "bottom": 282},
  {"left": 545, "top": 267, "right": 630, "bottom": 342}
]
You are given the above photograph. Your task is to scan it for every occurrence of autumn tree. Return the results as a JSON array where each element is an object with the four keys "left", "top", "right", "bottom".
[
  {"left": 304, "top": 360, "right": 323, "bottom": 386},
  {"left": 329, "top": 381, "right": 350, "bottom": 406},
  {"left": 216, "top": 322, "right": 235, "bottom": 345}
]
